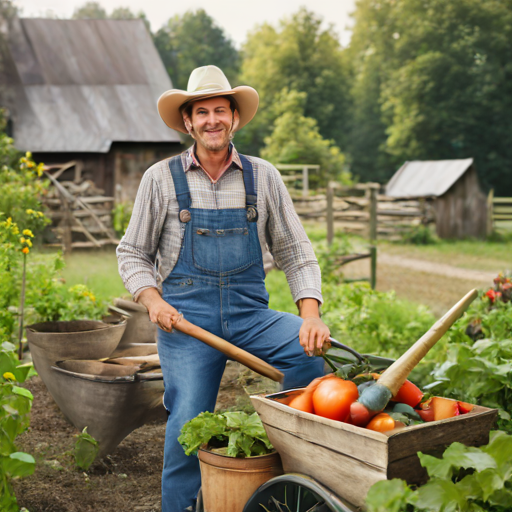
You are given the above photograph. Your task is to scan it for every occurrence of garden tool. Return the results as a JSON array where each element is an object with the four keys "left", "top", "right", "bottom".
[{"left": 349, "top": 288, "right": 478, "bottom": 426}]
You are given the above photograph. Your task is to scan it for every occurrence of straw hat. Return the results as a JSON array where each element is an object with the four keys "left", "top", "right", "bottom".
[{"left": 157, "top": 65, "right": 259, "bottom": 134}]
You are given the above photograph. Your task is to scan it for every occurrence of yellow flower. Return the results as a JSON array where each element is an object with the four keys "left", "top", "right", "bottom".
[
  {"left": 2, "top": 372, "right": 15, "bottom": 381},
  {"left": 25, "top": 151, "right": 32, "bottom": 158},
  {"left": 26, "top": 209, "right": 35, "bottom": 215},
  {"left": 22, "top": 229, "right": 34, "bottom": 237},
  {"left": 22, "top": 247, "right": 29, "bottom": 254},
  {"left": 26, "top": 239, "right": 32, "bottom": 247},
  {"left": 19, "top": 237, "right": 26, "bottom": 244},
  {"left": 6, "top": 217, "right": 12, "bottom": 227},
  {"left": 11, "top": 226, "right": 19, "bottom": 235}
]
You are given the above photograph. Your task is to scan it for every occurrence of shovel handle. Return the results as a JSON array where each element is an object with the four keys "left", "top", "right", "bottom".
[{"left": 174, "top": 318, "right": 284, "bottom": 383}]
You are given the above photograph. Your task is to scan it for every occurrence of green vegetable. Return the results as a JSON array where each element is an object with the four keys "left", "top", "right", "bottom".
[
  {"left": 73, "top": 427, "right": 99, "bottom": 470},
  {"left": 179, "top": 411, "right": 273, "bottom": 458}
]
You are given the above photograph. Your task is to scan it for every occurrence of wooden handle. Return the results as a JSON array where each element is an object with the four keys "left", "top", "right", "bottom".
[
  {"left": 378, "top": 288, "right": 478, "bottom": 396},
  {"left": 174, "top": 318, "right": 284, "bottom": 383}
]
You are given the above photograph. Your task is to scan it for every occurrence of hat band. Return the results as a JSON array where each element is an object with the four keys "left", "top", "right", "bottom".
[{"left": 192, "top": 82, "right": 228, "bottom": 92}]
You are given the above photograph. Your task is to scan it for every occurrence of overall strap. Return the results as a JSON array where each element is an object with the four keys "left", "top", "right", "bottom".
[
  {"left": 168, "top": 156, "right": 191, "bottom": 212},
  {"left": 238, "top": 154, "right": 257, "bottom": 207}
]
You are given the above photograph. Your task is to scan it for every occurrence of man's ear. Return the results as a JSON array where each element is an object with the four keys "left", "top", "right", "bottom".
[
  {"left": 183, "top": 114, "right": 193, "bottom": 134},
  {"left": 231, "top": 109, "right": 240, "bottom": 133}
]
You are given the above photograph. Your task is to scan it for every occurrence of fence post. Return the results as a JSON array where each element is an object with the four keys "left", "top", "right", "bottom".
[
  {"left": 370, "top": 245, "right": 377, "bottom": 289},
  {"left": 302, "top": 166, "right": 309, "bottom": 198},
  {"left": 327, "top": 182, "right": 334, "bottom": 246},
  {"left": 369, "top": 186, "right": 378, "bottom": 243},
  {"left": 487, "top": 188, "right": 494, "bottom": 237}
]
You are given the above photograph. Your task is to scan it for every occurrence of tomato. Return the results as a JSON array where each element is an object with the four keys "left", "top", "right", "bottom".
[
  {"left": 312, "top": 377, "right": 358, "bottom": 422},
  {"left": 366, "top": 413, "right": 395, "bottom": 433},
  {"left": 288, "top": 391, "right": 314, "bottom": 413},
  {"left": 391, "top": 380, "right": 424, "bottom": 408}
]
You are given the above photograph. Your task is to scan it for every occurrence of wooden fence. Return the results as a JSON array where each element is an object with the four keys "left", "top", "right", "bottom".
[
  {"left": 290, "top": 182, "right": 435, "bottom": 242},
  {"left": 488, "top": 190, "right": 512, "bottom": 233}
]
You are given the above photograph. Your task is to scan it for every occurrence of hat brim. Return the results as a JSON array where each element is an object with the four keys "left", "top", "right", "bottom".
[{"left": 157, "top": 86, "right": 259, "bottom": 134}]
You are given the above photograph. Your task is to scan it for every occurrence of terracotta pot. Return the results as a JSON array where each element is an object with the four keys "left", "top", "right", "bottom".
[{"left": 198, "top": 448, "right": 283, "bottom": 512}]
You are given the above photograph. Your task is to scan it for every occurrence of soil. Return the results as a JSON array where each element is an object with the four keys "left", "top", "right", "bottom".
[{"left": 13, "top": 362, "right": 272, "bottom": 512}]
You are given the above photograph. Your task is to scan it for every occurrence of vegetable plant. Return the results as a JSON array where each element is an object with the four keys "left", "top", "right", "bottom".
[
  {"left": 366, "top": 430, "right": 512, "bottom": 512},
  {"left": 0, "top": 341, "right": 35, "bottom": 512},
  {"left": 179, "top": 411, "right": 273, "bottom": 458}
]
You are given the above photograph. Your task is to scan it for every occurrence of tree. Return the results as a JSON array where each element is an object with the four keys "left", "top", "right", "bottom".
[
  {"left": 72, "top": 1, "right": 107, "bottom": 19},
  {"left": 237, "top": 8, "right": 351, "bottom": 156},
  {"left": 261, "top": 89, "right": 350, "bottom": 187},
  {"left": 346, "top": 0, "right": 512, "bottom": 193},
  {"left": 153, "top": 9, "right": 239, "bottom": 90}
]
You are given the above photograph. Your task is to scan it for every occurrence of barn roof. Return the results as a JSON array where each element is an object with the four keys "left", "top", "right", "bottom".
[
  {"left": 385, "top": 158, "right": 474, "bottom": 198},
  {"left": 3, "top": 18, "right": 181, "bottom": 153}
]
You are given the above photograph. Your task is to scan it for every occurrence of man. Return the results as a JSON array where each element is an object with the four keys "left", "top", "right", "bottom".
[{"left": 117, "top": 65, "right": 330, "bottom": 512}]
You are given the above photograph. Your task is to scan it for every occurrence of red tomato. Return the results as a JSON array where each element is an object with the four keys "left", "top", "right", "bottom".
[
  {"left": 288, "top": 391, "right": 314, "bottom": 414},
  {"left": 312, "top": 378, "right": 358, "bottom": 422},
  {"left": 391, "top": 380, "right": 424, "bottom": 408},
  {"left": 366, "top": 413, "right": 395, "bottom": 433}
]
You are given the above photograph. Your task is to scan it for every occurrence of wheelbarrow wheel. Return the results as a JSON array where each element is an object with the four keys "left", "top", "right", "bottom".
[{"left": 242, "top": 473, "right": 356, "bottom": 512}]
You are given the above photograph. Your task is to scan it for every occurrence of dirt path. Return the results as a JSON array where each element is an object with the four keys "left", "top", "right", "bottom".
[{"left": 378, "top": 253, "right": 496, "bottom": 284}]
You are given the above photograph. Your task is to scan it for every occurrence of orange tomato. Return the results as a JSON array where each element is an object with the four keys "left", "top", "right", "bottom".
[
  {"left": 366, "top": 413, "right": 396, "bottom": 433},
  {"left": 312, "top": 377, "right": 359, "bottom": 422},
  {"left": 288, "top": 391, "right": 314, "bottom": 413}
]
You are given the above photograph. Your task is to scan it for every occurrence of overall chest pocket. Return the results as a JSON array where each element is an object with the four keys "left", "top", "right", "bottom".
[{"left": 192, "top": 226, "right": 260, "bottom": 275}]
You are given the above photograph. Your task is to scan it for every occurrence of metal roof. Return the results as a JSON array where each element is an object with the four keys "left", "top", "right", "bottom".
[
  {"left": 3, "top": 18, "right": 181, "bottom": 152},
  {"left": 385, "top": 158, "right": 474, "bottom": 198}
]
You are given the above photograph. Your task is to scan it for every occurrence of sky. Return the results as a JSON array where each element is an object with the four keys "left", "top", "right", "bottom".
[{"left": 12, "top": 0, "right": 357, "bottom": 47}]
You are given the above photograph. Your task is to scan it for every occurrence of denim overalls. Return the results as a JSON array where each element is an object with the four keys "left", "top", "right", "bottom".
[{"left": 157, "top": 155, "right": 324, "bottom": 512}]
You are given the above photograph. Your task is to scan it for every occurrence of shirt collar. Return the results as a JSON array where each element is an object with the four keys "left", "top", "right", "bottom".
[{"left": 184, "top": 143, "right": 242, "bottom": 173}]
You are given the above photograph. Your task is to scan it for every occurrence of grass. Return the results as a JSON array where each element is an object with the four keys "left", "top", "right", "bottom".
[{"left": 59, "top": 248, "right": 127, "bottom": 301}]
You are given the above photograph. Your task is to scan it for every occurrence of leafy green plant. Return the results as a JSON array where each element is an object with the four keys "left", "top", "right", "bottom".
[
  {"left": 73, "top": 427, "right": 99, "bottom": 470},
  {"left": 112, "top": 201, "right": 133, "bottom": 238},
  {"left": 366, "top": 431, "right": 512, "bottom": 512},
  {"left": 0, "top": 341, "right": 35, "bottom": 512},
  {"left": 179, "top": 411, "right": 273, "bottom": 458},
  {"left": 401, "top": 224, "right": 438, "bottom": 245},
  {"left": 322, "top": 282, "right": 436, "bottom": 359}
]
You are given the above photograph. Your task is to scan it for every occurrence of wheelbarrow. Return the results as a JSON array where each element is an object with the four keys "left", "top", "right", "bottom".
[{"left": 193, "top": 289, "right": 498, "bottom": 511}]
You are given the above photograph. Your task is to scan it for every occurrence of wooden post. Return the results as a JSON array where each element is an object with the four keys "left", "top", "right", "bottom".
[
  {"left": 302, "top": 166, "right": 309, "bottom": 198},
  {"left": 369, "top": 186, "right": 378, "bottom": 243},
  {"left": 370, "top": 245, "right": 377, "bottom": 290},
  {"left": 327, "top": 182, "right": 334, "bottom": 246},
  {"left": 487, "top": 189, "right": 494, "bottom": 237}
]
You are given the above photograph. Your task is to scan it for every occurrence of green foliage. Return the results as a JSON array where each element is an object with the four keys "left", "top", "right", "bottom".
[
  {"left": 367, "top": 431, "right": 512, "bottom": 512},
  {"left": 179, "top": 411, "right": 273, "bottom": 458},
  {"left": 0, "top": 342, "right": 34, "bottom": 512},
  {"left": 72, "top": 1, "right": 107, "bottom": 19},
  {"left": 322, "top": 282, "right": 435, "bottom": 359},
  {"left": 112, "top": 201, "right": 133, "bottom": 238},
  {"left": 153, "top": 9, "right": 239, "bottom": 91},
  {"left": 428, "top": 289, "right": 512, "bottom": 432},
  {"left": 73, "top": 427, "right": 99, "bottom": 470},
  {"left": 237, "top": 8, "right": 351, "bottom": 156},
  {"left": 261, "top": 89, "right": 351, "bottom": 187},
  {"left": 401, "top": 225, "right": 438, "bottom": 246},
  {"left": 346, "top": 0, "right": 512, "bottom": 193}
]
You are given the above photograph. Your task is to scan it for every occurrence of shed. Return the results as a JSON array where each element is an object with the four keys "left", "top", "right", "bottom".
[
  {"left": 0, "top": 17, "right": 183, "bottom": 202},
  {"left": 385, "top": 158, "right": 487, "bottom": 239}
]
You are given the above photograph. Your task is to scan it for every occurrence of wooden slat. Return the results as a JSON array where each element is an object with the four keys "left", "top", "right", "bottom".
[
  {"left": 78, "top": 196, "right": 115, "bottom": 203},
  {"left": 493, "top": 197, "right": 512, "bottom": 204}
]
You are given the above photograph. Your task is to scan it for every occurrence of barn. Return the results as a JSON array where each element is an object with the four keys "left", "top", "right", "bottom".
[
  {"left": 385, "top": 158, "right": 488, "bottom": 239},
  {"left": 0, "top": 17, "right": 183, "bottom": 202}
]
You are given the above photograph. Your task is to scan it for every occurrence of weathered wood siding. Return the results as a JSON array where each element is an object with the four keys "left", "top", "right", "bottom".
[{"left": 435, "top": 166, "right": 487, "bottom": 239}]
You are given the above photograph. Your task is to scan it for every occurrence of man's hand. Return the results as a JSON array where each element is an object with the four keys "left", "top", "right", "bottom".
[
  {"left": 138, "top": 288, "right": 182, "bottom": 333},
  {"left": 297, "top": 298, "right": 330, "bottom": 356}
]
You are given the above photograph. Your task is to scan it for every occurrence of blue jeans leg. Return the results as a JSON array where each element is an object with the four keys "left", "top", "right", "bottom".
[
  {"left": 229, "top": 307, "right": 325, "bottom": 390},
  {"left": 158, "top": 328, "right": 227, "bottom": 512}
]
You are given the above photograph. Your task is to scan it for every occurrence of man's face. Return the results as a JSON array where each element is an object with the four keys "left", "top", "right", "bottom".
[{"left": 184, "top": 97, "right": 238, "bottom": 152}]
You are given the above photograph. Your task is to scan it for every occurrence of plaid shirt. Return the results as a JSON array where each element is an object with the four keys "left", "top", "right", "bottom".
[{"left": 116, "top": 145, "right": 323, "bottom": 304}]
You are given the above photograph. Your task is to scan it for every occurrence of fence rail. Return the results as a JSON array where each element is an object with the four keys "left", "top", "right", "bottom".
[{"left": 489, "top": 191, "right": 512, "bottom": 232}]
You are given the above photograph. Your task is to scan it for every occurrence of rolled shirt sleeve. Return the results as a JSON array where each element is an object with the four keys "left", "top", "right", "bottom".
[
  {"left": 262, "top": 162, "right": 323, "bottom": 305},
  {"left": 116, "top": 168, "right": 167, "bottom": 300}
]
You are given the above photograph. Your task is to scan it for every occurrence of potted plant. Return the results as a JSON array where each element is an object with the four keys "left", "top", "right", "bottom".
[{"left": 179, "top": 410, "right": 282, "bottom": 511}]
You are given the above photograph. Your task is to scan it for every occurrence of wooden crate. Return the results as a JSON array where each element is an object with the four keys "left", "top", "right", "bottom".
[{"left": 251, "top": 392, "right": 498, "bottom": 509}]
